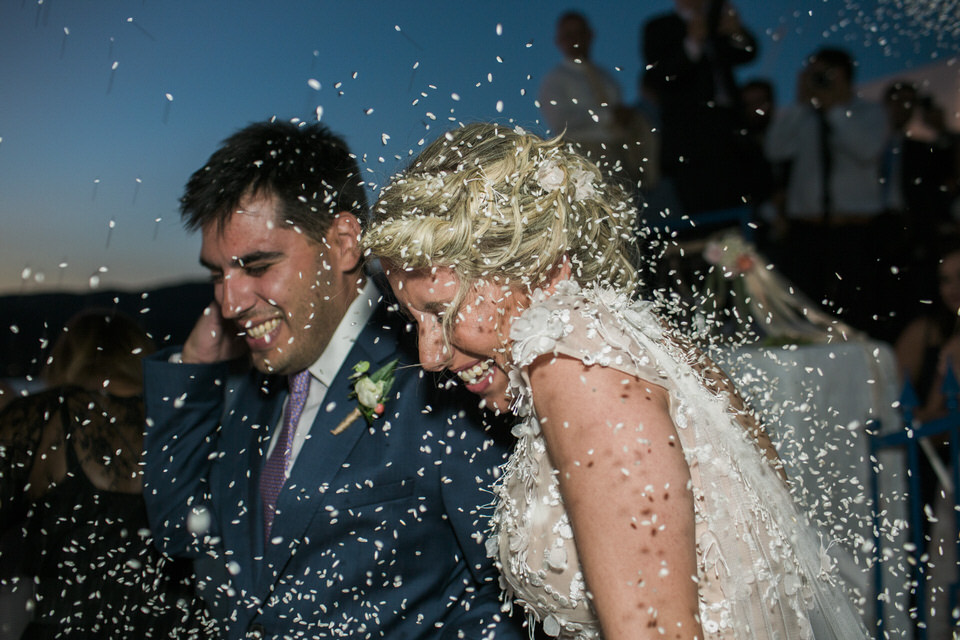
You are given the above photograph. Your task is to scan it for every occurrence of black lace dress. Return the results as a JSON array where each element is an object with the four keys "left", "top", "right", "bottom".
[{"left": 0, "top": 386, "right": 213, "bottom": 640}]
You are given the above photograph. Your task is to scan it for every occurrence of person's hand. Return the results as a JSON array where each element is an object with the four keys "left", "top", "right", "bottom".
[
  {"left": 799, "top": 62, "right": 850, "bottom": 110},
  {"left": 685, "top": 11, "right": 708, "bottom": 46},
  {"left": 181, "top": 302, "right": 248, "bottom": 364},
  {"left": 716, "top": 3, "right": 744, "bottom": 37}
]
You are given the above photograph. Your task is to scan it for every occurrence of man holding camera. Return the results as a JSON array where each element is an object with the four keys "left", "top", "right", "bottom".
[
  {"left": 643, "top": 0, "right": 758, "bottom": 215},
  {"left": 764, "top": 47, "right": 891, "bottom": 338}
]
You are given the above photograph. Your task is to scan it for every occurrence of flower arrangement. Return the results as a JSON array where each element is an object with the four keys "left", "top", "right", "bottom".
[
  {"left": 331, "top": 359, "right": 398, "bottom": 435},
  {"left": 703, "top": 233, "right": 756, "bottom": 278},
  {"left": 696, "top": 231, "right": 862, "bottom": 344},
  {"left": 700, "top": 233, "right": 757, "bottom": 333}
]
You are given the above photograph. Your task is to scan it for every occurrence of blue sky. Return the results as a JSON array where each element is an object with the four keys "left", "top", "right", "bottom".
[{"left": 0, "top": 0, "right": 953, "bottom": 294}]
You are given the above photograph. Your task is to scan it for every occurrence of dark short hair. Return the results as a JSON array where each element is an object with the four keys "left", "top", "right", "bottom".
[
  {"left": 810, "top": 47, "right": 855, "bottom": 82},
  {"left": 180, "top": 120, "right": 368, "bottom": 242},
  {"left": 557, "top": 10, "right": 588, "bottom": 27}
]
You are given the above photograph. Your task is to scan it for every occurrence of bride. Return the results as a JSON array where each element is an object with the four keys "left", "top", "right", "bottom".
[{"left": 363, "top": 123, "right": 868, "bottom": 639}]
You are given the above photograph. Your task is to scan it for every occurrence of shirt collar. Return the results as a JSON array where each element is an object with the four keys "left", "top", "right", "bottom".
[{"left": 308, "top": 278, "right": 379, "bottom": 388}]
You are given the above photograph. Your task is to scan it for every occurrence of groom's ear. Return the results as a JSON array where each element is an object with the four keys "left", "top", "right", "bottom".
[{"left": 326, "top": 212, "right": 363, "bottom": 274}]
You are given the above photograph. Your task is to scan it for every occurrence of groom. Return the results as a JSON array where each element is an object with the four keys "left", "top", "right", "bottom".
[{"left": 142, "top": 121, "right": 520, "bottom": 639}]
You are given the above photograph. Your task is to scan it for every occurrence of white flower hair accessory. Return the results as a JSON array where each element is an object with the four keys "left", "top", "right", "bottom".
[
  {"left": 570, "top": 167, "right": 597, "bottom": 201},
  {"left": 535, "top": 156, "right": 597, "bottom": 201},
  {"left": 423, "top": 174, "right": 445, "bottom": 195},
  {"left": 536, "top": 157, "right": 565, "bottom": 193}
]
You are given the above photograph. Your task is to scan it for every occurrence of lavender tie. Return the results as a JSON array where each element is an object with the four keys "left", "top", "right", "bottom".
[{"left": 260, "top": 369, "right": 311, "bottom": 537}]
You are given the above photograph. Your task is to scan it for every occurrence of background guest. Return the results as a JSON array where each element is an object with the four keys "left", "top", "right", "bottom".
[
  {"left": 882, "top": 80, "right": 959, "bottom": 233},
  {"left": 894, "top": 236, "right": 960, "bottom": 635},
  {"left": 764, "top": 47, "right": 894, "bottom": 339},
  {"left": 882, "top": 81, "right": 960, "bottom": 331},
  {"left": 633, "top": 69, "right": 684, "bottom": 225},
  {"left": 642, "top": 0, "right": 758, "bottom": 215},
  {"left": 738, "top": 77, "right": 781, "bottom": 244},
  {"left": 540, "top": 11, "right": 657, "bottom": 194},
  {"left": 0, "top": 308, "right": 212, "bottom": 639},
  {"left": 896, "top": 237, "right": 960, "bottom": 423}
]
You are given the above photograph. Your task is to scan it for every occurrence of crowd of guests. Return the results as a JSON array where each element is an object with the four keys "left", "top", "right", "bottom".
[
  {"left": 538, "top": 2, "right": 960, "bottom": 347},
  {"left": 0, "top": 3, "right": 958, "bottom": 638}
]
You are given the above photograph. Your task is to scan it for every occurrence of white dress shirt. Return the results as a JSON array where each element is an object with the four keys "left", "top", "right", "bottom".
[
  {"left": 538, "top": 58, "right": 624, "bottom": 143},
  {"left": 267, "top": 278, "right": 379, "bottom": 472},
  {"left": 764, "top": 97, "right": 888, "bottom": 219}
]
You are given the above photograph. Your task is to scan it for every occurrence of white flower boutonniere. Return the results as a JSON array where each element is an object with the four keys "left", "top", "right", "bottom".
[{"left": 331, "top": 359, "right": 399, "bottom": 435}]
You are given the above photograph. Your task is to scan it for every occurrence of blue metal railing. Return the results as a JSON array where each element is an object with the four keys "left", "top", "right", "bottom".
[{"left": 869, "top": 369, "right": 960, "bottom": 638}]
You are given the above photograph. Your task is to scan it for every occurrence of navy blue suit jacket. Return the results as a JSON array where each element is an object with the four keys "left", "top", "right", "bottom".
[{"left": 142, "top": 299, "right": 521, "bottom": 639}]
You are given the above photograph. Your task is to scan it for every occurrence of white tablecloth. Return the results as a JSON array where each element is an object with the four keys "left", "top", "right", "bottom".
[{"left": 719, "top": 340, "right": 912, "bottom": 637}]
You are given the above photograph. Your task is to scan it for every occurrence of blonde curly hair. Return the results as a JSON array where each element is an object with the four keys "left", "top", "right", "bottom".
[{"left": 364, "top": 123, "right": 640, "bottom": 339}]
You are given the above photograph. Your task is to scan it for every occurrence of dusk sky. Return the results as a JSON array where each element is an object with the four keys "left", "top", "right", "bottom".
[{"left": 1, "top": 0, "right": 955, "bottom": 295}]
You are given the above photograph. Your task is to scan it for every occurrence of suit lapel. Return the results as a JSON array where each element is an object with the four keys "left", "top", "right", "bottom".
[
  {"left": 259, "top": 306, "right": 400, "bottom": 588},
  {"left": 218, "top": 373, "right": 284, "bottom": 592}
]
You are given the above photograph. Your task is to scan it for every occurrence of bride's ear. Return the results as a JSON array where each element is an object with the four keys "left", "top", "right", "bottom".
[{"left": 541, "top": 257, "right": 572, "bottom": 293}]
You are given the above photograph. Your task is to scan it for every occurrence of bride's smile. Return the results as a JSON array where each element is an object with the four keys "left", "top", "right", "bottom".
[{"left": 384, "top": 263, "right": 520, "bottom": 412}]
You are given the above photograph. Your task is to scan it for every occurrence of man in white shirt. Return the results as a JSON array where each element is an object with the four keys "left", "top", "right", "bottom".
[
  {"left": 539, "top": 11, "right": 657, "bottom": 194},
  {"left": 764, "top": 47, "right": 895, "bottom": 338}
]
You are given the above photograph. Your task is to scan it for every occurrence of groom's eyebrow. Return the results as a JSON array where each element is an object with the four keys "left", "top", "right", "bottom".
[
  {"left": 198, "top": 251, "right": 284, "bottom": 270},
  {"left": 232, "top": 250, "right": 283, "bottom": 266},
  {"left": 422, "top": 301, "right": 448, "bottom": 314}
]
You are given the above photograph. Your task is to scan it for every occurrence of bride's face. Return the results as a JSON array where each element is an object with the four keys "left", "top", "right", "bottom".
[{"left": 384, "top": 263, "right": 523, "bottom": 413}]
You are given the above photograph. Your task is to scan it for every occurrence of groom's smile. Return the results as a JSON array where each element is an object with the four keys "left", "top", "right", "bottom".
[{"left": 200, "top": 192, "right": 356, "bottom": 375}]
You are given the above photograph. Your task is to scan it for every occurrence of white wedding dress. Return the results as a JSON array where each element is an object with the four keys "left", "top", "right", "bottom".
[{"left": 487, "top": 281, "right": 868, "bottom": 639}]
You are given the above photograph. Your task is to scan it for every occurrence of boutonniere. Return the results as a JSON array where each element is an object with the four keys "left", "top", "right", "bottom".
[{"left": 331, "top": 359, "right": 399, "bottom": 435}]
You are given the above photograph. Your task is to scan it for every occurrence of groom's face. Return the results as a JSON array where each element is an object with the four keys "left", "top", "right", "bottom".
[{"left": 200, "top": 192, "right": 359, "bottom": 375}]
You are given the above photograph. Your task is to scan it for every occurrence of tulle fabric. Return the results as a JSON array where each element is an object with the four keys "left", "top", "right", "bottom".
[{"left": 487, "top": 280, "right": 868, "bottom": 639}]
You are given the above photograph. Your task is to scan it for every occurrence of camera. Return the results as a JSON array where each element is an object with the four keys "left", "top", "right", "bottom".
[{"left": 810, "top": 70, "right": 833, "bottom": 90}]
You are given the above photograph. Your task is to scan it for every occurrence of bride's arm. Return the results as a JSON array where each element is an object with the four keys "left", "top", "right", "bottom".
[{"left": 528, "top": 353, "right": 703, "bottom": 639}]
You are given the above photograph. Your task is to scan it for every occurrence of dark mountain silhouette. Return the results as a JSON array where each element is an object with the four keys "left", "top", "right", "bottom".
[{"left": 0, "top": 281, "right": 212, "bottom": 378}]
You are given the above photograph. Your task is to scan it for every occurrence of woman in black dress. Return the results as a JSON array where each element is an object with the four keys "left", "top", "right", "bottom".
[{"left": 0, "top": 309, "right": 212, "bottom": 639}]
